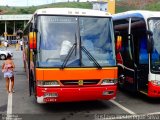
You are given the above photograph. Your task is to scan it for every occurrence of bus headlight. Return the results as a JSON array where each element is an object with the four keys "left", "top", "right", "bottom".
[
  {"left": 151, "top": 80, "right": 160, "bottom": 86},
  {"left": 37, "top": 80, "right": 60, "bottom": 87},
  {"left": 101, "top": 79, "right": 117, "bottom": 85}
]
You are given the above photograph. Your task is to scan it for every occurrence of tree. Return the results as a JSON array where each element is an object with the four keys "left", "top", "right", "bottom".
[{"left": 121, "top": 0, "right": 158, "bottom": 9}]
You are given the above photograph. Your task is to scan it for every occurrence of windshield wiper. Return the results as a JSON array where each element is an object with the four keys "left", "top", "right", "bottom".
[
  {"left": 81, "top": 46, "right": 102, "bottom": 69},
  {"left": 60, "top": 43, "right": 76, "bottom": 69}
]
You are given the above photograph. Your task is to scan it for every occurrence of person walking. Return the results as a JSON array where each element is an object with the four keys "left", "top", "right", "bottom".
[
  {"left": 20, "top": 40, "right": 23, "bottom": 51},
  {"left": 2, "top": 53, "right": 15, "bottom": 94},
  {"left": 16, "top": 28, "right": 23, "bottom": 51}
]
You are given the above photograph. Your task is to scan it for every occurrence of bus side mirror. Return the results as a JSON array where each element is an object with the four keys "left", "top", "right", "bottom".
[
  {"left": 116, "top": 35, "right": 122, "bottom": 51},
  {"left": 29, "top": 32, "right": 37, "bottom": 49},
  {"left": 146, "top": 30, "right": 153, "bottom": 53}
]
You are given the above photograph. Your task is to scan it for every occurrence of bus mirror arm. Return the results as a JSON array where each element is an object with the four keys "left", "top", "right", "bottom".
[
  {"left": 147, "top": 36, "right": 153, "bottom": 53},
  {"left": 146, "top": 30, "right": 153, "bottom": 53}
]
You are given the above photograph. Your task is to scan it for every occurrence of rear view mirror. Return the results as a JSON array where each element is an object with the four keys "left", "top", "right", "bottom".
[
  {"left": 29, "top": 32, "right": 37, "bottom": 49},
  {"left": 146, "top": 30, "right": 153, "bottom": 53}
]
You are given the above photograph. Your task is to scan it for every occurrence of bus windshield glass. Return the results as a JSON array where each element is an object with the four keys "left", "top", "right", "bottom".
[
  {"left": 37, "top": 16, "right": 116, "bottom": 68},
  {"left": 148, "top": 18, "right": 160, "bottom": 72}
]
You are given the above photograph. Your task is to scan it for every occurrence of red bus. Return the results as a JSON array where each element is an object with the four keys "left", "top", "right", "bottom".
[{"left": 23, "top": 8, "right": 118, "bottom": 103}]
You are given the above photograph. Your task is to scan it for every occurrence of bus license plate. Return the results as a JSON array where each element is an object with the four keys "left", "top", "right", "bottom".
[{"left": 44, "top": 98, "right": 56, "bottom": 102}]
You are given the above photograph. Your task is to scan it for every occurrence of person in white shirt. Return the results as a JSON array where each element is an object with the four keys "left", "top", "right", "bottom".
[{"left": 20, "top": 40, "right": 23, "bottom": 51}]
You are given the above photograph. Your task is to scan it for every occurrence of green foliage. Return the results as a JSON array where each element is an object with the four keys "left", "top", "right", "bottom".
[
  {"left": 116, "top": 5, "right": 136, "bottom": 13},
  {"left": 144, "top": 1, "right": 160, "bottom": 11},
  {"left": 0, "top": 2, "right": 92, "bottom": 14},
  {"left": 116, "top": 0, "right": 160, "bottom": 13}
]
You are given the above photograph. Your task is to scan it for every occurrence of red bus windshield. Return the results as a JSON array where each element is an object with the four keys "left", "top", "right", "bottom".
[{"left": 36, "top": 16, "right": 116, "bottom": 68}]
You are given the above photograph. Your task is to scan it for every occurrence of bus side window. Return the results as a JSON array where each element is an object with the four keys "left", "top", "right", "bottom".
[{"left": 139, "top": 36, "right": 148, "bottom": 64}]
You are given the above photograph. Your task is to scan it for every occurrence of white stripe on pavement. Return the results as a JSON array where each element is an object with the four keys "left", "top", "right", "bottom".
[
  {"left": 7, "top": 93, "right": 12, "bottom": 115},
  {"left": 7, "top": 80, "right": 13, "bottom": 119},
  {"left": 109, "top": 100, "right": 136, "bottom": 115}
]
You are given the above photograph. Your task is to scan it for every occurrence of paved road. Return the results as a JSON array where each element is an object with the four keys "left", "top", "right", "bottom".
[{"left": 0, "top": 46, "right": 160, "bottom": 120}]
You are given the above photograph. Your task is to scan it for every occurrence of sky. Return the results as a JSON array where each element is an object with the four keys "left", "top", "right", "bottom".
[{"left": 0, "top": 0, "right": 96, "bottom": 6}]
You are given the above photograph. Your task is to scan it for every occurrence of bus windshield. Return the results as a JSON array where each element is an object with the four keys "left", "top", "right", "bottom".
[
  {"left": 148, "top": 18, "right": 160, "bottom": 72},
  {"left": 37, "top": 16, "right": 116, "bottom": 68}
]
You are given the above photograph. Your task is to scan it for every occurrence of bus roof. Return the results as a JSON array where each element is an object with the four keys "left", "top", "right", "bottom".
[
  {"left": 34, "top": 8, "right": 111, "bottom": 17},
  {"left": 113, "top": 10, "right": 160, "bottom": 21}
]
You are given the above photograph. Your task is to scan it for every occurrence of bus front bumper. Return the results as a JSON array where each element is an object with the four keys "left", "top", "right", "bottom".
[
  {"left": 36, "top": 86, "right": 117, "bottom": 103},
  {"left": 148, "top": 82, "right": 160, "bottom": 97}
]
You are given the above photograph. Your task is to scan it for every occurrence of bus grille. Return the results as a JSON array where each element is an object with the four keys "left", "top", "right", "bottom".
[{"left": 60, "top": 80, "right": 100, "bottom": 86}]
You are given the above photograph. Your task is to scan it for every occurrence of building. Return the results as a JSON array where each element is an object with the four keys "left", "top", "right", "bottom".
[
  {"left": 0, "top": 14, "right": 32, "bottom": 41},
  {"left": 92, "top": 0, "right": 115, "bottom": 14}
]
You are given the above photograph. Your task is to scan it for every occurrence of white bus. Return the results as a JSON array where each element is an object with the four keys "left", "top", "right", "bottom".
[
  {"left": 23, "top": 8, "right": 118, "bottom": 103},
  {"left": 113, "top": 10, "right": 160, "bottom": 97}
]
